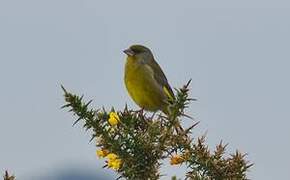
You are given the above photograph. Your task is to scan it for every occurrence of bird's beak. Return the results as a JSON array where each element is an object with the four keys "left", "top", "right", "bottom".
[{"left": 123, "top": 48, "right": 135, "bottom": 56}]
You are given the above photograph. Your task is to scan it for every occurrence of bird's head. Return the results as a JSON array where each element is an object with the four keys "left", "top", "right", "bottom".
[{"left": 123, "top": 45, "right": 153, "bottom": 63}]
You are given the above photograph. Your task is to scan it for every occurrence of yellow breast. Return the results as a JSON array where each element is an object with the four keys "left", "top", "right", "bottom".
[{"left": 124, "top": 56, "right": 166, "bottom": 111}]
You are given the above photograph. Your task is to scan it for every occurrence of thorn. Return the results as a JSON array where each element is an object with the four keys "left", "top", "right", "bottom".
[
  {"left": 185, "top": 79, "right": 192, "bottom": 88},
  {"left": 150, "top": 112, "right": 156, "bottom": 120},
  {"left": 61, "top": 104, "right": 71, "bottom": 109},
  {"left": 124, "top": 104, "right": 128, "bottom": 112},
  {"left": 89, "top": 136, "right": 95, "bottom": 142},
  {"left": 110, "top": 107, "right": 115, "bottom": 112},
  {"left": 61, "top": 84, "right": 67, "bottom": 94},
  {"left": 73, "top": 117, "right": 82, "bottom": 126},
  {"left": 85, "top": 100, "right": 93, "bottom": 107},
  {"left": 185, "top": 121, "right": 200, "bottom": 133},
  {"left": 246, "top": 163, "right": 254, "bottom": 169},
  {"left": 80, "top": 95, "right": 84, "bottom": 101},
  {"left": 181, "top": 113, "right": 195, "bottom": 120}
]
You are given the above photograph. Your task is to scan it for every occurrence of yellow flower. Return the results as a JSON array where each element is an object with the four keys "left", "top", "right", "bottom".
[
  {"left": 106, "top": 153, "right": 118, "bottom": 161},
  {"left": 96, "top": 149, "right": 109, "bottom": 158},
  {"left": 170, "top": 155, "right": 184, "bottom": 165},
  {"left": 96, "top": 150, "right": 122, "bottom": 171},
  {"left": 106, "top": 153, "right": 122, "bottom": 170},
  {"left": 108, "top": 158, "right": 122, "bottom": 170},
  {"left": 108, "top": 112, "right": 120, "bottom": 126}
]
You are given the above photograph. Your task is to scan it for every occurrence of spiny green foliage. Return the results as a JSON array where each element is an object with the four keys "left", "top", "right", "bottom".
[
  {"left": 61, "top": 81, "right": 252, "bottom": 180},
  {"left": 186, "top": 137, "right": 252, "bottom": 180}
]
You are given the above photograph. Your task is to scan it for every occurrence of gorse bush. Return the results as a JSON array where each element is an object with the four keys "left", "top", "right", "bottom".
[{"left": 61, "top": 81, "right": 252, "bottom": 180}]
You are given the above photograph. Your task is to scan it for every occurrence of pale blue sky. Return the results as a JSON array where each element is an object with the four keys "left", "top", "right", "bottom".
[{"left": 0, "top": 1, "right": 290, "bottom": 179}]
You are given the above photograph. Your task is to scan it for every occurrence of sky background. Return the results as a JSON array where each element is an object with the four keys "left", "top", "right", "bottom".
[{"left": 1, "top": 0, "right": 290, "bottom": 179}]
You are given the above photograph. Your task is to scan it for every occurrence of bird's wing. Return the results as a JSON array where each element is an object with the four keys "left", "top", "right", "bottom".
[{"left": 147, "top": 59, "right": 175, "bottom": 101}]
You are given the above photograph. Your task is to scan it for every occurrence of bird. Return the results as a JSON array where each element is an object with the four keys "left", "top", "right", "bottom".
[{"left": 123, "top": 44, "right": 175, "bottom": 116}]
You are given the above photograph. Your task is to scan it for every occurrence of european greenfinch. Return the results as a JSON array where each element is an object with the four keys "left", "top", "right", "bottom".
[{"left": 123, "top": 44, "right": 175, "bottom": 115}]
